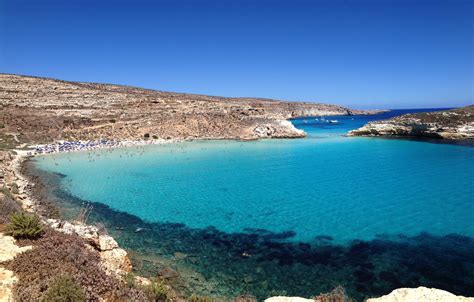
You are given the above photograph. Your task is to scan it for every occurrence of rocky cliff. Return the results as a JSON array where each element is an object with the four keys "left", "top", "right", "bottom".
[
  {"left": 0, "top": 74, "right": 379, "bottom": 145},
  {"left": 348, "top": 106, "right": 474, "bottom": 139}
]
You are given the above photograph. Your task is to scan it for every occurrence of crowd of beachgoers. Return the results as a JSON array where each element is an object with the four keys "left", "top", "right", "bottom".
[{"left": 30, "top": 139, "right": 177, "bottom": 155}]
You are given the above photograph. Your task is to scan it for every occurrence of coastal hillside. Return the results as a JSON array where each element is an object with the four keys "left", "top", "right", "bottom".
[
  {"left": 348, "top": 106, "right": 474, "bottom": 139},
  {"left": 0, "top": 74, "right": 379, "bottom": 145}
]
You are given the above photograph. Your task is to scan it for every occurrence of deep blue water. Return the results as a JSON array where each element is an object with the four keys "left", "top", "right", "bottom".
[{"left": 31, "top": 108, "right": 474, "bottom": 300}]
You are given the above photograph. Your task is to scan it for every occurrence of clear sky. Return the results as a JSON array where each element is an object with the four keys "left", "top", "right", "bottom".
[{"left": 0, "top": 0, "right": 472, "bottom": 109}]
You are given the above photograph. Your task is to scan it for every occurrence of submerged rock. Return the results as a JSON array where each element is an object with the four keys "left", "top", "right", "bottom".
[{"left": 157, "top": 267, "right": 179, "bottom": 280}]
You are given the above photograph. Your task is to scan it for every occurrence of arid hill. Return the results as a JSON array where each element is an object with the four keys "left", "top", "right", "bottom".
[
  {"left": 348, "top": 106, "right": 474, "bottom": 139},
  {"left": 0, "top": 74, "right": 379, "bottom": 146}
]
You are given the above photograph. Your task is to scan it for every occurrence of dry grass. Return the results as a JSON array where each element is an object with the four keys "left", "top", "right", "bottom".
[
  {"left": 75, "top": 202, "right": 93, "bottom": 224},
  {"left": 314, "top": 286, "right": 354, "bottom": 302}
]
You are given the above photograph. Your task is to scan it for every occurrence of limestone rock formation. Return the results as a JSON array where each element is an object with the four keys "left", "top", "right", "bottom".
[
  {"left": 98, "top": 234, "right": 119, "bottom": 251},
  {"left": 366, "top": 287, "right": 474, "bottom": 302},
  {"left": 100, "top": 248, "right": 132, "bottom": 274},
  {"left": 0, "top": 234, "right": 32, "bottom": 302},
  {"left": 46, "top": 219, "right": 132, "bottom": 275},
  {"left": 0, "top": 268, "right": 16, "bottom": 302},
  {"left": 348, "top": 106, "right": 474, "bottom": 139},
  {"left": 0, "top": 234, "right": 32, "bottom": 262}
]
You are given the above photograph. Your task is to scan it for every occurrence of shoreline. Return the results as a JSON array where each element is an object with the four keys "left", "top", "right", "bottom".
[
  {"left": 22, "top": 138, "right": 184, "bottom": 156},
  {"left": 5, "top": 150, "right": 144, "bottom": 280},
  {"left": 4, "top": 134, "right": 474, "bottom": 301}
]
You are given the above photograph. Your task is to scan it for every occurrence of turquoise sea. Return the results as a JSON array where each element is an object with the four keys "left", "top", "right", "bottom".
[{"left": 31, "top": 109, "right": 474, "bottom": 300}]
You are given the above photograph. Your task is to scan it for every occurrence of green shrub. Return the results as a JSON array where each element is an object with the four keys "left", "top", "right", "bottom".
[
  {"left": 6, "top": 212, "right": 44, "bottom": 239},
  {"left": 143, "top": 281, "right": 169, "bottom": 302},
  {"left": 123, "top": 272, "right": 136, "bottom": 288},
  {"left": 9, "top": 183, "right": 19, "bottom": 195},
  {"left": 41, "top": 275, "right": 86, "bottom": 302},
  {"left": 0, "top": 194, "right": 21, "bottom": 224},
  {"left": 0, "top": 186, "right": 15, "bottom": 200}
]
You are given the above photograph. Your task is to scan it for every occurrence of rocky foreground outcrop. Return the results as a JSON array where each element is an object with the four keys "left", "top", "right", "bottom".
[
  {"left": 348, "top": 106, "right": 474, "bottom": 139},
  {"left": 366, "top": 287, "right": 474, "bottom": 302},
  {"left": 0, "top": 74, "right": 379, "bottom": 145},
  {"left": 0, "top": 234, "right": 32, "bottom": 302},
  {"left": 264, "top": 287, "right": 474, "bottom": 302}
]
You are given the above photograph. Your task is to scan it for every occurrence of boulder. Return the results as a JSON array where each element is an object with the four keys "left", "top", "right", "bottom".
[
  {"left": 0, "top": 268, "right": 17, "bottom": 302},
  {"left": 100, "top": 248, "right": 132, "bottom": 275},
  {"left": 0, "top": 234, "right": 32, "bottom": 262},
  {"left": 98, "top": 235, "right": 119, "bottom": 251}
]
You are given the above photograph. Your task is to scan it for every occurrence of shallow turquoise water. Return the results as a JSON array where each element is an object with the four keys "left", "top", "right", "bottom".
[
  {"left": 35, "top": 110, "right": 474, "bottom": 243},
  {"left": 32, "top": 109, "right": 474, "bottom": 300}
]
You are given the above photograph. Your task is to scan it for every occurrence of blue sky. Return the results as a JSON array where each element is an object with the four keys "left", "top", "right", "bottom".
[{"left": 0, "top": 0, "right": 472, "bottom": 109}]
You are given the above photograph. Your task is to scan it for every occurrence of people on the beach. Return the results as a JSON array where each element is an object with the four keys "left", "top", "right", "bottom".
[{"left": 33, "top": 139, "right": 173, "bottom": 155}]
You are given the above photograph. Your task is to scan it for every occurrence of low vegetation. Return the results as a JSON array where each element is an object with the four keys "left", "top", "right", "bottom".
[
  {"left": 143, "top": 281, "right": 171, "bottom": 302},
  {"left": 123, "top": 272, "right": 172, "bottom": 301},
  {"left": 5, "top": 212, "right": 44, "bottom": 239},
  {"left": 0, "top": 192, "right": 21, "bottom": 224},
  {"left": 0, "top": 185, "right": 16, "bottom": 201},
  {"left": 9, "top": 182, "right": 19, "bottom": 195},
  {"left": 5, "top": 228, "right": 147, "bottom": 301},
  {"left": 41, "top": 275, "right": 86, "bottom": 302},
  {"left": 314, "top": 286, "right": 354, "bottom": 302}
]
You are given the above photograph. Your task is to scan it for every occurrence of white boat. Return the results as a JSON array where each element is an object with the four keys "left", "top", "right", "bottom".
[{"left": 328, "top": 120, "right": 339, "bottom": 123}]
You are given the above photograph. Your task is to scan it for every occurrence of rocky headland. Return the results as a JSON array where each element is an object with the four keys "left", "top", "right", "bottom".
[{"left": 348, "top": 106, "right": 474, "bottom": 140}]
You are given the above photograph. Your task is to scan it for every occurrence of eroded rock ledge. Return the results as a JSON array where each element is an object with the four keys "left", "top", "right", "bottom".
[{"left": 348, "top": 106, "right": 474, "bottom": 139}]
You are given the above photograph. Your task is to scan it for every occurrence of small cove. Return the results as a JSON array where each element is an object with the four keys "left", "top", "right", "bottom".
[{"left": 28, "top": 109, "right": 474, "bottom": 300}]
